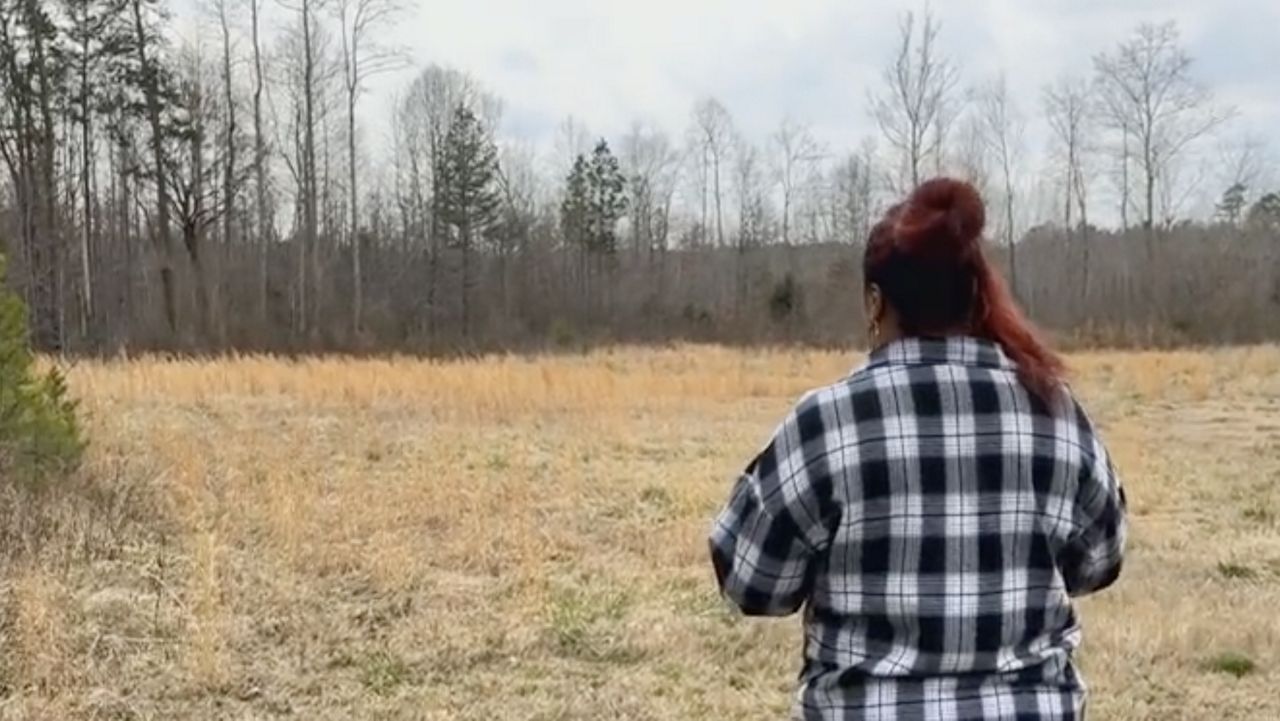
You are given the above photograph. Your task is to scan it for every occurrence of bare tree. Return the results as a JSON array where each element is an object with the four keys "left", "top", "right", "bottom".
[
  {"left": 769, "top": 117, "right": 824, "bottom": 247},
  {"left": 277, "top": 0, "right": 340, "bottom": 338},
  {"left": 870, "top": 7, "right": 961, "bottom": 192},
  {"left": 691, "top": 97, "right": 735, "bottom": 247},
  {"left": 1043, "top": 75, "right": 1096, "bottom": 301},
  {"left": 493, "top": 141, "right": 539, "bottom": 315},
  {"left": 212, "top": 0, "right": 240, "bottom": 345},
  {"left": 128, "top": 0, "right": 180, "bottom": 337},
  {"left": 553, "top": 115, "right": 591, "bottom": 177},
  {"left": 247, "top": 0, "right": 271, "bottom": 324},
  {"left": 213, "top": 0, "right": 237, "bottom": 248},
  {"left": 1093, "top": 21, "right": 1232, "bottom": 242},
  {"left": 974, "top": 75, "right": 1025, "bottom": 296},
  {"left": 731, "top": 136, "right": 767, "bottom": 311},
  {"left": 681, "top": 130, "right": 709, "bottom": 249},
  {"left": 951, "top": 114, "right": 990, "bottom": 198},
  {"left": 286, "top": 0, "right": 319, "bottom": 337},
  {"left": 620, "top": 122, "right": 679, "bottom": 260},
  {"left": 1043, "top": 76, "right": 1093, "bottom": 235},
  {"left": 166, "top": 42, "right": 253, "bottom": 343},
  {"left": 335, "top": 0, "right": 402, "bottom": 335},
  {"left": 1214, "top": 133, "right": 1269, "bottom": 210},
  {"left": 71, "top": 5, "right": 96, "bottom": 336},
  {"left": 828, "top": 139, "right": 877, "bottom": 244},
  {"left": 103, "top": 84, "right": 145, "bottom": 344},
  {"left": 62, "top": 0, "right": 130, "bottom": 338}
]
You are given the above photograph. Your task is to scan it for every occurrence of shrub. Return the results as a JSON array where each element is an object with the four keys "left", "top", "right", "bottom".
[
  {"left": 1216, "top": 561, "right": 1258, "bottom": 580},
  {"left": 1203, "top": 652, "right": 1257, "bottom": 678},
  {"left": 769, "top": 274, "right": 802, "bottom": 323},
  {"left": 0, "top": 255, "right": 85, "bottom": 489},
  {"left": 549, "top": 318, "right": 577, "bottom": 349}
]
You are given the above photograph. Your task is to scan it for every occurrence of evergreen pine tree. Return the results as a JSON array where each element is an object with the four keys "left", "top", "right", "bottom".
[
  {"left": 1246, "top": 192, "right": 1280, "bottom": 233},
  {"left": 560, "top": 154, "right": 592, "bottom": 304},
  {"left": 585, "top": 139, "right": 628, "bottom": 256},
  {"left": 560, "top": 142, "right": 628, "bottom": 308},
  {"left": 0, "top": 254, "right": 85, "bottom": 487},
  {"left": 1215, "top": 183, "right": 1248, "bottom": 226},
  {"left": 560, "top": 155, "right": 590, "bottom": 251},
  {"left": 440, "top": 105, "right": 501, "bottom": 338}
]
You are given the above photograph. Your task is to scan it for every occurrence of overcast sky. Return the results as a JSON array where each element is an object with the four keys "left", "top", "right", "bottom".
[
  {"left": 351, "top": 0, "right": 1280, "bottom": 150},
  {"left": 176, "top": 0, "right": 1280, "bottom": 219}
]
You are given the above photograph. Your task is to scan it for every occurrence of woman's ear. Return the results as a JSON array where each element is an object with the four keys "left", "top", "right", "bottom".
[{"left": 866, "top": 284, "right": 883, "bottom": 322}]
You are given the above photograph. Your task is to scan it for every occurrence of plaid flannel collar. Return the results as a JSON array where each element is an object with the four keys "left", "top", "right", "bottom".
[{"left": 864, "top": 335, "right": 1017, "bottom": 373}]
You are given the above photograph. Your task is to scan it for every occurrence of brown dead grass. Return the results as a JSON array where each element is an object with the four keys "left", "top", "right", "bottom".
[{"left": 2, "top": 345, "right": 1279, "bottom": 720}]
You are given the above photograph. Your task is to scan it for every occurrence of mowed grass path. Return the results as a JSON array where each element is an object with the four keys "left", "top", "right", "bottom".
[{"left": 4, "top": 346, "right": 1280, "bottom": 719}]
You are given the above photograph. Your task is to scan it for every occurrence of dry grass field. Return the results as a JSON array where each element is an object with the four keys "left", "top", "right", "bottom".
[{"left": 3, "top": 345, "right": 1280, "bottom": 720}]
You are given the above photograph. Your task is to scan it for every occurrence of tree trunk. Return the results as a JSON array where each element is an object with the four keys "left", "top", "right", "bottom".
[
  {"left": 782, "top": 191, "right": 791, "bottom": 247},
  {"left": 78, "top": 51, "right": 95, "bottom": 340},
  {"left": 185, "top": 222, "right": 213, "bottom": 345},
  {"left": 349, "top": 113, "right": 362, "bottom": 337},
  {"left": 1144, "top": 164, "right": 1156, "bottom": 256},
  {"left": 1005, "top": 188, "right": 1017, "bottom": 299},
  {"left": 315, "top": 106, "right": 331, "bottom": 341},
  {"left": 712, "top": 152, "right": 724, "bottom": 247},
  {"left": 301, "top": 0, "right": 319, "bottom": 341},
  {"left": 910, "top": 133, "right": 921, "bottom": 190},
  {"left": 345, "top": 18, "right": 363, "bottom": 338},
  {"left": 1075, "top": 164, "right": 1090, "bottom": 307},
  {"left": 1143, "top": 136, "right": 1155, "bottom": 232},
  {"left": 700, "top": 146, "right": 708, "bottom": 246},
  {"left": 251, "top": 0, "right": 270, "bottom": 330},
  {"left": 185, "top": 106, "right": 215, "bottom": 345},
  {"left": 36, "top": 30, "right": 62, "bottom": 350},
  {"left": 1119, "top": 123, "right": 1130, "bottom": 232},
  {"left": 218, "top": 0, "right": 236, "bottom": 345},
  {"left": 130, "top": 0, "right": 178, "bottom": 338},
  {"left": 426, "top": 242, "right": 437, "bottom": 347},
  {"left": 1063, "top": 165, "right": 1073, "bottom": 234},
  {"left": 119, "top": 139, "right": 136, "bottom": 343},
  {"left": 10, "top": 0, "right": 67, "bottom": 350},
  {"left": 497, "top": 250, "right": 508, "bottom": 318},
  {"left": 461, "top": 221, "right": 471, "bottom": 340}
]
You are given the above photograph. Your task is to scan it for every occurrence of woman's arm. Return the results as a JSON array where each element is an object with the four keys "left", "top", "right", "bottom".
[
  {"left": 1060, "top": 402, "right": 1128, "bottom": 597},
  {"left": 709, "top": 394, "right": 836, "bottom": 616}
]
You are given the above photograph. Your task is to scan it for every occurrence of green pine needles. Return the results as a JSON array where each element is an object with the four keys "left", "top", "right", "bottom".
[{"left": 0, "top": 254, "right": 85, "bottom": 488}]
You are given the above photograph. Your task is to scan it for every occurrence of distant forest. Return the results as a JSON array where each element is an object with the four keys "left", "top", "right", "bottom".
[{"left": 2, "top": 1, "right": 1277, "bottom": 354}]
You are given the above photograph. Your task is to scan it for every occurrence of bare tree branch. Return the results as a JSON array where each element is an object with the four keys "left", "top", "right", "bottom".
[{"left": 869, "top": 8, "right": 961, "bottom": 192}]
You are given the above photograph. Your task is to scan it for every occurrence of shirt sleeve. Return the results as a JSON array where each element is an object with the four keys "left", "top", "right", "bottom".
[
  {"left": 709, "top": 393, "right": 835, "bottom": 616},
  {"left": 1060, "top": 401, "right": 1128, "bottom": 597}
]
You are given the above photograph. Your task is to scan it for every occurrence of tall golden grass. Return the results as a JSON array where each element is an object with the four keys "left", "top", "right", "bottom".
[{"left": 2, "top": 345, "right": 1278, "bottom": 719}]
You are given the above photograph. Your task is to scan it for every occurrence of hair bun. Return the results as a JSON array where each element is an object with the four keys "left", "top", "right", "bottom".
[{"left": 894, "top": 177, "right": 986, "bottom": 258}]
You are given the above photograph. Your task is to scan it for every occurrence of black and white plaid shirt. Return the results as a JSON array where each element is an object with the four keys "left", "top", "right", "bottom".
[{"left": 710, "top": 336, "right": 1126, "bottom": 721}]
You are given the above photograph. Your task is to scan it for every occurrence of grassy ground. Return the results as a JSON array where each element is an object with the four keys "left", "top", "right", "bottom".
[{"left": 2, "top": 345, "right": 1279, "bottom": 720}]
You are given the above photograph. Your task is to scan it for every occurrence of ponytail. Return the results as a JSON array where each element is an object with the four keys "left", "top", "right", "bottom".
[
  {"left": 865, "top": 178, "right": 1066, "bottom": 405},
  {"left": 971, "top": 254, "right": 1065, "bottom": 405}
]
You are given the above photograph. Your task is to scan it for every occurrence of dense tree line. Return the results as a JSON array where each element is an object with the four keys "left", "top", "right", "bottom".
[{"left": 1, "top": 2, "right": 1277, "bottom": 354}]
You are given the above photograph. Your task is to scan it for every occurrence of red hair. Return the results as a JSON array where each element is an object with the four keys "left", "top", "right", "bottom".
[{"left": 864, "top": 178, "right": 1065, "bottom": 404}]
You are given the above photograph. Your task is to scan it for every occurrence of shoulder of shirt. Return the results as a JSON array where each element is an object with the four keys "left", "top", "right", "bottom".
[{"left": 790, "top": 364, "right": 893, "bottom": 412}]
